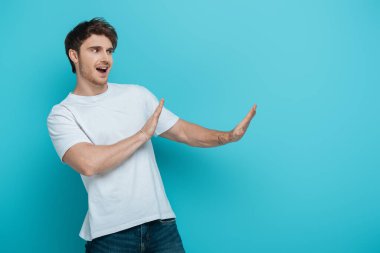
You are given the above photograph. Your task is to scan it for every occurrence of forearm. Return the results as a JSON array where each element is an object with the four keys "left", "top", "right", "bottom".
[
  {"left": 183, "top": 122, "right": 232, "bottom": 148},
  {"left": 85, "top": 131, "right": 148, "bottom": 175}
]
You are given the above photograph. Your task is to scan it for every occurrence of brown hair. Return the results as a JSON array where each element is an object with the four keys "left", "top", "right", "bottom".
[{"left": 64, "top": 17, "right": 118, "bottom": 73}]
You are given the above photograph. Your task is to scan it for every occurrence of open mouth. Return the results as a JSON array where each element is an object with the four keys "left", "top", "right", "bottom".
[{"left": 96, "top": 66, "right": 108, "bottom": 73}]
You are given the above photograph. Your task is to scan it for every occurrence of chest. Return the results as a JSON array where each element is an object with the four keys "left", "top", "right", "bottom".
[{"left": 72, "top": 97, "right": 147, "bottom": 144}]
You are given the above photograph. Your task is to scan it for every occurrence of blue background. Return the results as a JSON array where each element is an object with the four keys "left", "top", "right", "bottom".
[{"left": 0, "top": 0, "right": 379, "bottom": 252}]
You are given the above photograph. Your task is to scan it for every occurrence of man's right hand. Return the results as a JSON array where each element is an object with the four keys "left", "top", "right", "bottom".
[{"left": 140, "top": 98, "right": 165, "bottom": 140}]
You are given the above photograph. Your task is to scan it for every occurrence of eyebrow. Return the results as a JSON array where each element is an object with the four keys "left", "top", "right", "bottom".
[{"left": 88, "top": 46, "right": 114, "bottom": 51}]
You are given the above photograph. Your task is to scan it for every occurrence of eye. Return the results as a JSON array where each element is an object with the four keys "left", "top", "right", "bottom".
[{"left": 107, "top": 49, "right": 114, "bottom": 54}]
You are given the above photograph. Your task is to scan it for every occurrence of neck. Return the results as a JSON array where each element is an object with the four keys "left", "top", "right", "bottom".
[{"left": 73, "top": 76, "right": 108, "bottom": 96}]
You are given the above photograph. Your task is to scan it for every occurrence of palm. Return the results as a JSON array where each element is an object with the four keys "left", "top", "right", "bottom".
[
  {"left": 231, "top": 104, "right": 257, "bottom": 142},
  {"left": 142, "top": 99, "right": 165, "bottom": 138}
]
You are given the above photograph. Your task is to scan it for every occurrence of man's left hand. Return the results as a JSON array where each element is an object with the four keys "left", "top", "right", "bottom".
[{"left": 229, "top": 104, "right": 257, "bottom": 143}]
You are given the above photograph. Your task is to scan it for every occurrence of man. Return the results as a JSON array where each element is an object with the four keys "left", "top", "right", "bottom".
[{"left": 47, "top": 17, "right": 257, "bottom": 253}]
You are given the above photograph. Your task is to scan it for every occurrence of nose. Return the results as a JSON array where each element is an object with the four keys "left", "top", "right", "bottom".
[{"left": 100, "top": 49, "right": 111, "bottom": 62}]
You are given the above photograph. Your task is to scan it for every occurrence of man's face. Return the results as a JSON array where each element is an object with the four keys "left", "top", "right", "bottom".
[{"left": 74, "top": 34, "right": 114, "bottom": 86}]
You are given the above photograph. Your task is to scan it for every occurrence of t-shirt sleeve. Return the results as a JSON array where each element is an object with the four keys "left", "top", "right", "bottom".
[
  {"left": 47, "top": 105, "right": 93, "bottom": 163},
  {"left": 140, "top": 86, "right": 180, "bottom": 137}
]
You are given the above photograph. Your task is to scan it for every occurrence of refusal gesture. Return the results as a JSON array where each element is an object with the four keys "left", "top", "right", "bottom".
[
  {"left": 140, "top": 99, "right": 165, "bottom": 140},
  {"left": 230, "top": 104, "right": 257, "bottom": 142}
]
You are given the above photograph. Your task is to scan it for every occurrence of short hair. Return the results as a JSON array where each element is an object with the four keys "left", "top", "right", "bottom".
[{"left": 64, "top": 17, "right": 118, "bottom": 73}]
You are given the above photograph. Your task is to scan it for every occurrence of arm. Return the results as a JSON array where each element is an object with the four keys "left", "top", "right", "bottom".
[
  {"left": 63, "top": 99, "right": 165, "bottom": 176},
  {"left": 63, "top": 132, "right": 146, "bottom": 176},
  {"left": 160, "top": 104, "right": 257, "bottom": 147}
]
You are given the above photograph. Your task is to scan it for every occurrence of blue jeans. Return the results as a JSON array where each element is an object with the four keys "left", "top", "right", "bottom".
[{"left": 85, "top": 218, "right": 186, "bottom": 253}]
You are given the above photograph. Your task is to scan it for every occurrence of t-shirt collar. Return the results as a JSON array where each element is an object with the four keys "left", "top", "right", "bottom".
[{"left": 67, "top": 83, "right": 111, "bottom": 104}]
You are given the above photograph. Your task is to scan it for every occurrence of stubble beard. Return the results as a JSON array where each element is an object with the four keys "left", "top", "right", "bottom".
[{"left": 78, "top": 63, "right": 108, "bottom": 87}]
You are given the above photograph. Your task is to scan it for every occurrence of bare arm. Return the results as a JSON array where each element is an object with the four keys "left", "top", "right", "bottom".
[
  {"left": 63, "top": 99, "right": 165, "bottom": 176},
  {"left": 160, "top": 104, "right": 257, "bottom": 147}
]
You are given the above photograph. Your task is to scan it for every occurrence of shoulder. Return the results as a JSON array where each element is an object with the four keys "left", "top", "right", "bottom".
[
  {"left": 47, "top": 103, "right": 74, "bottom": 127},
  {"left": 48, "top": 102, "right": 72, "bottom": 117}
]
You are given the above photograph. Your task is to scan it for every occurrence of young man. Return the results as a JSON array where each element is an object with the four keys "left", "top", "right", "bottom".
[{"left": 47, "top": 17, "right": 257, "bottom": 253}]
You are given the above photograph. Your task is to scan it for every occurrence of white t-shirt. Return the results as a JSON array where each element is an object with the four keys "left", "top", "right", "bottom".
[{"left": 47, "top": 83, "right": 180, "bottom": 241}]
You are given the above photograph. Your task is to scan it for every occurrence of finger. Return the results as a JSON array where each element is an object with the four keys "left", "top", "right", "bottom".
[
  {"left": 153, "top": 99, "right": 165, "bottom": 118},
  {"left": 250, "top": 104, "right": 257, "bottom": 116},
  {"left": 240, "top": 103, "right": 257, "bottom": 125},
  {"left": 233, "top": 104, "right": 257, "bottom": 132}
]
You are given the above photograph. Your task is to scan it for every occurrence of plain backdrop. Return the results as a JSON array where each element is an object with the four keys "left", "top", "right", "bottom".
[{"left": 0, "top": 0, "right": 379, "bottom": 252}]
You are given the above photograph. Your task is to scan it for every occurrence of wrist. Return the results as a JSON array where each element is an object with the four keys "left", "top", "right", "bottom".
[
  {"left": 227, "top": 131, "right": 233, "bottom": 143},
  {"left": 138, "top": 129, "right": 149, "bottom": 142},
  {"left": 217, "top": 131, "right": 232, "bottom": 145}
]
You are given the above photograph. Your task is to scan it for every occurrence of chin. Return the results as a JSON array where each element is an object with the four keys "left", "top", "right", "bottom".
[{"left": 93, "top": 78, "right": 108, "bottom": 86}]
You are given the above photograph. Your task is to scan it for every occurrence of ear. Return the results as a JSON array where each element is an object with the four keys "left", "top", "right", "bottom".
[{"left": 68, "top": 49, "right": 79, "bottom": 64}]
